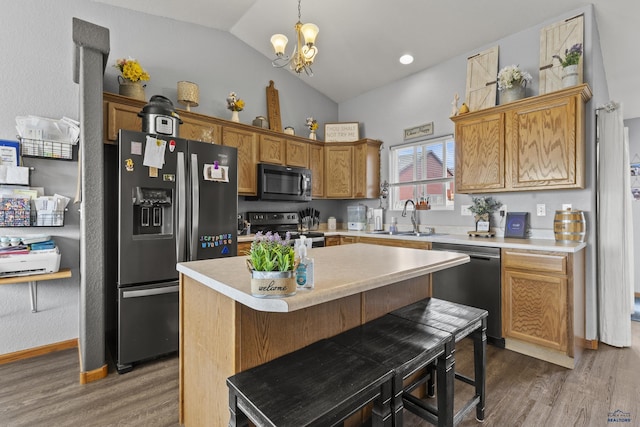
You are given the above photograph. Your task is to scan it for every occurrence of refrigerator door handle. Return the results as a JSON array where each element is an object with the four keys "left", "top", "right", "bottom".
[
  {"left": 190, "top": 153, "right": 199, "bottom": 261},
  {"left": 122, "top": 285, "right": 180, "bottom": 299},
  {"left": 176, "top": 151, "right": 187, "bottom": 262}
]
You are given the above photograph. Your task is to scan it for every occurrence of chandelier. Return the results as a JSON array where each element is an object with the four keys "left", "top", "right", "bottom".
[{"left": 270, "top": 0, "right": 319, "bottom": 76}]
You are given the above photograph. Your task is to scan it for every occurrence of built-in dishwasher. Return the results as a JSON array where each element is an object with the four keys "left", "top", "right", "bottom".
[{"left": 431, "top": 242, "right": 504, "bottom": 347}]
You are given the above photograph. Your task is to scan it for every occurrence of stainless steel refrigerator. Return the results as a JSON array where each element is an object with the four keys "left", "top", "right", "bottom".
[{"left": 106, "top": 129, "right": 238, "bottom": 373}]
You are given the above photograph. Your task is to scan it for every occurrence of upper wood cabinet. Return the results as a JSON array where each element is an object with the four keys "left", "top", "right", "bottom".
[
  {"left": 285, "top": 139, "right": 309, "bottom": 168},
  {"left": 181, "top": 115, "right": 221, "bottom": 144},
  {"left": 222, "top": 127, "right": 258, "bottom": 195},
  {"left": 325, "top": 139, "right": 382, "bottom": 199},
  {"left": 309, "top": 143, "right": 324, "bottom": 198},
  {"left": 258, "top": 134, "right": 285, "bottom": 165},
  {"left": 103, "top": 92, "right": 382, "bottom": 199},
  {"left": 451, "top": 84, "right": 592, "bottom": 193},
  {"left": 455, "top": 112, "right": 505, "bottom": 192},
  {"left": 325, "top": 145, "right": 354, "bottom": 198},
  {"left": 104, "top": 94, "right": 144, "bottom": 143}
]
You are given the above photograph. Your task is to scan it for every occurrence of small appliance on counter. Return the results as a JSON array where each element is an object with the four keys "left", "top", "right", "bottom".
[
  {"left": 372, "top": 208, "right": 384, "bottom": 231},
  {"left": 347, "top": 205, "right": 366, "bottom": 231}
]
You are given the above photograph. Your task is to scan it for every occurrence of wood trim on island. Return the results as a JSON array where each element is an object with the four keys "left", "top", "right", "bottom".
[{"left": 178, "top": 244, "right": 468, "bottom": 426}]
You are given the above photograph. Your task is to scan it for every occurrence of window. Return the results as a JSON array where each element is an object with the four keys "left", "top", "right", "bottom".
[{"left": 389, "top": 134, "right": 455, "bottom": 210}]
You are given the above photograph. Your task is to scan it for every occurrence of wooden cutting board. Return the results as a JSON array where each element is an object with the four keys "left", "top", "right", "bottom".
[{"left": 266, "top": 80, "right": 282, "bottom": 132}]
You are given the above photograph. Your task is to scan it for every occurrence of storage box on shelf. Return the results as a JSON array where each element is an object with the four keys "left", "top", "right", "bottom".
[
  {"left": 0, "top": 197, "right": 66, "bottom": 227},
  {"left": 19, "top": 138, "right": 74, "bottom": 160}
]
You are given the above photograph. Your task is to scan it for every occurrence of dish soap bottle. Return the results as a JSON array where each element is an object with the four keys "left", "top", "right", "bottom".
[{"left": 295, "top": 236, "right": 314, "bottom": 289}]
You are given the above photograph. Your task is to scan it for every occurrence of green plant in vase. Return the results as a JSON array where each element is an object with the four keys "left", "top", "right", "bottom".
[{"left": 468, "top": 196, "right": 501, "bottom": 232}]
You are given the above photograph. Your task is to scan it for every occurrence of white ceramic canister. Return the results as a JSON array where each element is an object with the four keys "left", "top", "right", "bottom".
[{"left": 328, "top": 216, "right": 336, "bottom": 230}]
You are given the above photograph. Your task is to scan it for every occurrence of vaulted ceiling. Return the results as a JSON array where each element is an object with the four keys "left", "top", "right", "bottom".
[{"left": 93, "top": 0, "right": 640, "bottom": 119}]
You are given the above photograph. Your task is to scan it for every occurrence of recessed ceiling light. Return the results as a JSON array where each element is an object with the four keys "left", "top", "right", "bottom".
[{"left": 399, "top": 54, "right": 414, "bottom": 65}]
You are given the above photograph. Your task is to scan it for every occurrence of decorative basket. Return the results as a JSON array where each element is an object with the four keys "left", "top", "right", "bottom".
[
  {"left": 118, "top": 76, "right": 146, "bottom": 101},
  {"left": 246, "top": 260, "right": 296, "bottom": 298}
]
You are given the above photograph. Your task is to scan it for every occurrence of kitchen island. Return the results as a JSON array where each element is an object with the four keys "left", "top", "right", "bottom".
[{"left": 176, "top": 243, "right": 469, "bottom": 426}]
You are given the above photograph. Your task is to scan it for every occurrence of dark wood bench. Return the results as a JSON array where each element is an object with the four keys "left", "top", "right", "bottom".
[
  {"left": 329, "top": 314, "right": 455, "bottom": 427},
  {"left": 226, "top": 339, "right": 394, "bottom": 426},
  {"left": 390, "top": 298, "right": 488, "bottom": 425}
]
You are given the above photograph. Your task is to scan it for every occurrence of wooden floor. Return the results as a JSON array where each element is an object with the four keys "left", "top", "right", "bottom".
[{"left": 1, "top": 322, "right": 639, "bottom": 427}]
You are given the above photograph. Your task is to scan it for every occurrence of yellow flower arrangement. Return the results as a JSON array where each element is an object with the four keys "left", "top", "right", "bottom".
[
  {"left": 306, "top": 117, "right": 318, "bottom": 131},
  {"left": 114, "top": 57, "right": 150, "bottom": 83},
  {"left": 226, "top": 92, "right": 245, "bottom": 112}
]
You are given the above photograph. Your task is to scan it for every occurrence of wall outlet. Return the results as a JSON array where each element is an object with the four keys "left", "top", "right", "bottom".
[
  {"left": 536, "top": 204, "right": 546, "bottom": 216},
  {"left": 461, "top": 205, "right": 472, "bottom": 216},
  {"left": 499, "top": 204, "right": 507, "bottom": 217},
  {"left": 562, "top": 203, "right": 572, "bottom": 210}
]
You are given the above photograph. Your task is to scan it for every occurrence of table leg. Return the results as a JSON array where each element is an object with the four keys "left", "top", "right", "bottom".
[{"left": 29, "top": 281, "right": 37, "bottom": 313}]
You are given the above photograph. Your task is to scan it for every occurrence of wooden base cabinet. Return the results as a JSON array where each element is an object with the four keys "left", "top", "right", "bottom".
[{"left": 501, "top": 248, "right": 585, "bottom": 367}]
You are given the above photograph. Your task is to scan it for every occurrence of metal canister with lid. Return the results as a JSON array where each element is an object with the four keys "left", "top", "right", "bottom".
[{"left": 138, "top": 95, "right": 183, "bottom": 137}]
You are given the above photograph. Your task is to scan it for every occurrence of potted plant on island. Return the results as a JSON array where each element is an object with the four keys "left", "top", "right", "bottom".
[
  {"left": 552, "top": 43, "right": 583, "bottom": 87},
  {"left": 468, "top": 196, "right": 502, "bottom": 234},
  {"left": 497, "top": 65, "right": 532, "bottom": 104},
  {"left": 246, "top": 231, "right": 298, "bottom": 297}
]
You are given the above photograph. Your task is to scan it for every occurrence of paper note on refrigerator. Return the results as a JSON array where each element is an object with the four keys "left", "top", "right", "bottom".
[
  {"left": 204, "top": 164, "right": 229, "bottom": 182},
  {"left": 143, "top": 136, "right": 167, "bottom": 169}
]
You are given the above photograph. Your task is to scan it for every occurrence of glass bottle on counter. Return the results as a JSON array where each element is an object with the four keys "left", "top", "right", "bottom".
[
  {"left": 295, "top": 236, "right": 314, "bottom": 289},
  {"left": 389, "top": 217, "right": 398, "bottom": 233}
]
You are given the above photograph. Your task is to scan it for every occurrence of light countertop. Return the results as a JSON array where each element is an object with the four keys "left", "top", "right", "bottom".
[
  {"left": 238, "top": 230, "right": 586, "bottom": 253},
  {"left": 177, "top": 243, "right": 469, "bottom": 313}
]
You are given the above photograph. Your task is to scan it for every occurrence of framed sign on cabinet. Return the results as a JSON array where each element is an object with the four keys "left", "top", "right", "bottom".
[{"left": 324, "top": 122, "right": 359, "bottom": 142}]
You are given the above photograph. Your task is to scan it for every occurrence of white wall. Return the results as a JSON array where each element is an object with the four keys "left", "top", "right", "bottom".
[
  {"left": 0, "top": 0, "right": 338, "bottom": 355},
  {"left": 339, "top": 5, "right": 608, "bottom": 340},
  {"left": 625, "top": 117, "right": 640, "bottom": 294}
]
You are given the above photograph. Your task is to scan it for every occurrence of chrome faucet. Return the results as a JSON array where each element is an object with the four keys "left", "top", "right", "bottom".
[{"left": 402, "top": 199, "right": 418, "bottom": 233}]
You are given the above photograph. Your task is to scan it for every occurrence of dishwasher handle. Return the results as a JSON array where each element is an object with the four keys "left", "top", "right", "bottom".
[
  {"left": 469, "top": 254, "right": 500, "bottom": 261},
  {"left": 431, "top": 244, "right": 500, "bottom": 260}
]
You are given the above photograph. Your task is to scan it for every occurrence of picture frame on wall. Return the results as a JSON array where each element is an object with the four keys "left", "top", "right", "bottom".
[{"left": 324, "top": 122, "right": 359, "bottom": 142}]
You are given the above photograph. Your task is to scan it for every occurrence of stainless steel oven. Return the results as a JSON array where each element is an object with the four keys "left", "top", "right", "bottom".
[{"left": 247, "top": 211, "right": 325, "bottom": 247}]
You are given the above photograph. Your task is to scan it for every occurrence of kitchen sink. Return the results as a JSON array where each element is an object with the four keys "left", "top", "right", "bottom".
[{"left": 365, "top": 230, "right": 447, "bottom": 237}]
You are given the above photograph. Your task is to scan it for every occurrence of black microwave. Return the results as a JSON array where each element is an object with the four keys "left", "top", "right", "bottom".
[{"left": 256, "top": 163, "right": 312, "bottom": 202}]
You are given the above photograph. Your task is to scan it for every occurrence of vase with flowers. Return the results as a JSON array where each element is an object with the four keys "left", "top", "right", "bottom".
[
  {"left": 226, "top": 92, "right": 245, "bottom": 122},
  {"left": 246, "top": 231, "right": 298, "bottom": 297},
  {"left": 553, "top": 43, "right": 583, "bottom": 88},
  {"left": 468, "top": 196, "right": 502, "bottom": 233},
  {"left": 306, "top": 117, "right": 318, "bottom": 140},
  {"left": 114, "top": 57, "right": 150, "bottom": 101},
  {"left": 497, "top": 65, "right": 532, "bottom": 104}
]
